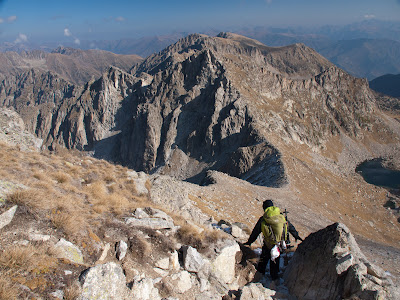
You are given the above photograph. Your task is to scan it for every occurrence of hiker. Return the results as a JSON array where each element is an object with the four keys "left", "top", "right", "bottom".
[{"left": 244, "top": 199, "right": 303, "bottom": 281}]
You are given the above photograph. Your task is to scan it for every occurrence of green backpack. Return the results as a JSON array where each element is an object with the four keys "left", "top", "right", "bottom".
[{"left": 261, "top": 206, "right": 288, "bottom": 250}]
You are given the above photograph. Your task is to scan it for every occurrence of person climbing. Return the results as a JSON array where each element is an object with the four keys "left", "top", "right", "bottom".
[{"left": 244, "top": 199, "right": 303, "bottom": 281}]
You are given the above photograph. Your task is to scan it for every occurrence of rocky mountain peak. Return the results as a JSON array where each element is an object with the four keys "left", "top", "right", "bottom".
[{"left": 2, "top": 33, "right": 400, "bottom": 188}]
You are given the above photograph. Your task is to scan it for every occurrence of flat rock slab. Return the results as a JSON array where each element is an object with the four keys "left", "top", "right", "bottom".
[
  {"left": 0, "top": 205, "right": 18, "bottom": 230},
  {"left": 125, "top": 217, "right": 174, "bottom": 230},
  {"left": 54, "top": 238, "right": 84, "bottom": 264}
]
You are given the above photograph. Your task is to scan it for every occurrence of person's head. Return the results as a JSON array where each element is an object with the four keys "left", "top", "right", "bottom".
[{"left": 263, "top": 199, "right": 274, "bottom": 210}]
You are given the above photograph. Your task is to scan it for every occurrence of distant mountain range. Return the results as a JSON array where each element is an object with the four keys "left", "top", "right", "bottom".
[
  {"left": 369, "top": 74, "right": 400, "bottom": 98},
  {"left": 1, "top": 20, "right": 400, "bottom": 80},
  {"left": 0, "top": 47, "right": 142, "bottom": 85}
]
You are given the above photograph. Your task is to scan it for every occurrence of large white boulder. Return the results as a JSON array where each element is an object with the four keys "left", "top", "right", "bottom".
[
  {"left": 130, "top": 277, "right": 161, "bottom": 300},
  {"left": 210, "top": 241, "right": 240, "bottom": 284},
  {"left": 169, "top": 271, "right": 192, "bottom": 294},
  {"left": 78, "top": 262, "right": 130, "bottom": 299}
]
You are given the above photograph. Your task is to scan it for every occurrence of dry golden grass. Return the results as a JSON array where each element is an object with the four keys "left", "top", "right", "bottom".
[
  {"left": 0, "top": 244, "right": 57, "bottom": 274},
  {"left": 0, "top": 143, "right": 160, "bottom": 298},
  {"left": 129, "top": 235, "right": 151, "bottom": 263},
  {"left": 52, "top": 171, "right": 70, "bottom": 184},
  {"left": 7, "top": 189, "right": 56, "bottom": 211},
  {"left": 63, "top": 281, "right": 81, "bottom": 300},
  {"left": 0, "top": 276, "right": 21, "bottom": 300},
  {"left": 50, "top": 210, "right": 87, "bottom": 237}
]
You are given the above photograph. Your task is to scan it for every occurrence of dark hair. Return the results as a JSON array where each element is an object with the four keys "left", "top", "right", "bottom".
[{"left": 263, "top": 200, "right": 274, "bottom": 210}]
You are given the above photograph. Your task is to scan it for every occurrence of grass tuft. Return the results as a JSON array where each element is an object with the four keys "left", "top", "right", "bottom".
[{"left": 0, "top": 276, "right": 21, "bottom": 300}]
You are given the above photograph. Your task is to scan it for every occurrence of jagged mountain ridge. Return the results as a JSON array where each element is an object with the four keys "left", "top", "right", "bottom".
[
  {"left": 1, "top": 33, "right": 399, "bottom": 187},
  {"left": 0, "top": 48, "right": 142, "bottom": 86}
]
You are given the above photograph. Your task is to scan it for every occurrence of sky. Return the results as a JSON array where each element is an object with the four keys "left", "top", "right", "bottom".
[{"left": 0, "top": 0, "right": 400, "bottom": 45}]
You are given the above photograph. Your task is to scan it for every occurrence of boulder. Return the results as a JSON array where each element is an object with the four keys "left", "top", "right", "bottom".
[
  {"left": 130, "top": 277, "right": 161, "bottom": 300},
  {"left": 283, "top": 223, "right": 389, "bottom": 300},
  {"left": 78, "top": 262, "right": 130, "bottom": 299},
  {"left": 240, "top": 283, "right": 276, "bottom": 300},
  {"left": 210, "top": 240, "right": 240, "bottom": 284},
  {"left": 54, "top": 238, "right": 84, "bottom": 264},
  {"left": 183, "top": 246, "right": 207, "bottom": 273},
  {"left": 169, "top": 271, "right": 192, "bottom": 294},
  {"left": 231, "top": 223, "right": 249, "bottom": 240},
  {"left": 0, "top": 205, "right": 17, "bottom": 230}
]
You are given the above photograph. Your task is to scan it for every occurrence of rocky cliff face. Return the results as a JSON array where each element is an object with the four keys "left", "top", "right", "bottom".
[{"left": 1, "top": 33, "right": 399, "bottom": 187}]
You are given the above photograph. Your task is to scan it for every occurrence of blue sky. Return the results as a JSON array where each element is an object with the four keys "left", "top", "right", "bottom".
[{"left": 0, "top": 0, "right": 399, "bottom": 44}]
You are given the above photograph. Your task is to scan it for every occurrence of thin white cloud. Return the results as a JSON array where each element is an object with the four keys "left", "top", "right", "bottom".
[
  {"left": 116, "top": 16, "right": 125, "bottom": 22},
  {"left": 64, "top": 28, "right": 72, "bottom": 37},
  {"left": 265, "top": 0, "right": 272, "bottom": 4},
  {"left": 364, "top": 14, "right": 376, "bottom": 20},
  {"left": 0, "top": 15, "right": 17, "bottom": 24},
  {"left": 7, "top": 15, "right": 17, "bottom": 22},
  {"left": 15, "top": 33, "right": 28, "bottom": 44},
  {"left": 74, "top": 38, "right": 80, "bottom": 45}
]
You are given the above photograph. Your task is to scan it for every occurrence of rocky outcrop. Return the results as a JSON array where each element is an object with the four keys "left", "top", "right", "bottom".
[
  {"left": 0, "top": 108, "right": 42, "bottom": 151},
  {"left": 283, "top": 223, "right": 392, "bottom": 300}
]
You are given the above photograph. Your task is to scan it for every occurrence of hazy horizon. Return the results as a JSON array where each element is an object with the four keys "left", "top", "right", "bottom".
[{"left": 1, "top": 0, "right": 400, "bottom": 46}]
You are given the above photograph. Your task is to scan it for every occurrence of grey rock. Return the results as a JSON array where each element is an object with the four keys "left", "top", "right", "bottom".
[
  {"left": 116, "top": 240, "right": 128, "bottom": 261},
  {"left": 183, "top": 246, "right": 207, "bottom": 273},
  {"left": 195, "top": 292, "right": 221, "bottom": 300},
  {"left": 50, "top": 290, "right": 64, "bottom": 299},
  {"left": 0, "top": 108, "right": 42, "bottom": 151},
  {"left": 0, "top": 205, "right": 17, "bottom": 230},
  {"left": 54, "top": 238, "right": 84, "bottom": 264},
  {"left": 155, "top": 256, "right": 170, "bottom": 270},
  {"left": 28, "top": 232, "right": 51, "bottom": 242},
  {"left": 133, "top": 207, "right": 150, "bottom": 219},
  {"left": 336, "top": 253, "right": 353, "bottom": 275},
  {"left": 284, "top": 223, "right": 389, "bottom": 300},
  {"left": 240, "top": 283, "right": 276, "bottom": 300},
  {"left": 231, "top": 223, "right": 249, "bottom": 240},
  {"left": 126, "top": 207, "right": 175, "bottom": 230},
  {"left": 130, "top": 277, "right": 161, "bottom": 300},
  {"left": 169, "top": 271, "right": 192, "bottom": 294},
  {"left": 134, "top": 176, "right": 149, "bottom": 196},
  {"left": 98, "top": 243, "right": 110, "bottom": 262},
  {"left": 210, "top": 240, "right": 240, "bottom": 284},
  {"left": 78, "top": 262, "right": 130, "bottom": 300}
]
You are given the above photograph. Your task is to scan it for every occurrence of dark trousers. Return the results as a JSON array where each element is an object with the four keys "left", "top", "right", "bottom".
[{"left": 256, "top": 244, "right": 280, "bottom": 280}]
